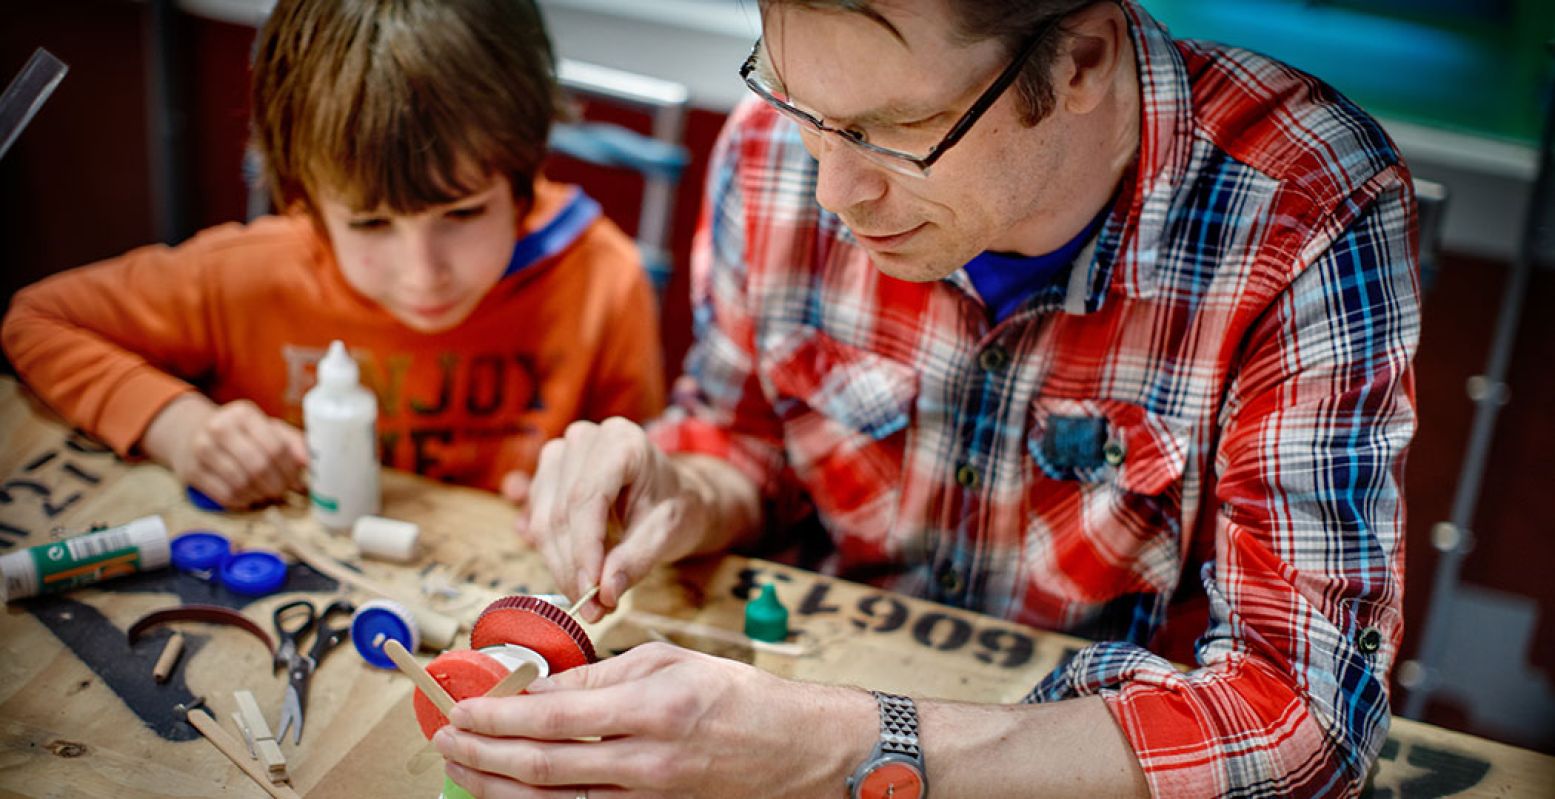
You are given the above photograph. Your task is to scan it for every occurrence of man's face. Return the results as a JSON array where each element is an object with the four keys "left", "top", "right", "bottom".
[
  {"left": 763, "top": 1, "right": 1076, "bottom": 281},
  {"left": 317, "top": 174, "right": 519, "bottom": 333}
]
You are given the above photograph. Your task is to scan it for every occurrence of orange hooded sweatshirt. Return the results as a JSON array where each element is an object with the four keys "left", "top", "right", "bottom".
[{"left": 2, "top": 179, "right": 664, "bottom": 492}]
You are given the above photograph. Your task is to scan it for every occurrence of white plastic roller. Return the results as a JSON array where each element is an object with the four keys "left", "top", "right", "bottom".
[{"left": 352, "top": 515, "right": 419, "bottom": 563}]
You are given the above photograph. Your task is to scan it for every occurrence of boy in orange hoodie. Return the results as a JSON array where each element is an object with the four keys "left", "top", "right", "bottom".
[{"left": 1, "top": 0, "right": 664, "bottom": 508}]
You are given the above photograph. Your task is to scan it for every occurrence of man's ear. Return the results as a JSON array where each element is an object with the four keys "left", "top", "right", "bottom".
[{"left": 1054, "top": 2, "right": 1129, "bottom": 116}]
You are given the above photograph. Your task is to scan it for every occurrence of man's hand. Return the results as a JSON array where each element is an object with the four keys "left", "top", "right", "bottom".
[
  {"left": 433, "top": 642, "right": 873, "bottom": 799},
  {"left": 519, "top": 418, "right": 726, "bottom": 623},
  {"left": 141, "top": 393, "right": 307, "bottom": 508}
]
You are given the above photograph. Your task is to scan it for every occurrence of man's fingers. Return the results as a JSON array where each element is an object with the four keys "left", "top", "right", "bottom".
[
  {"left": 526, "top": 439, "right": 572, "bottom": 592},
  {"left": 567, "top": 494, "right": 611, "bottom": 599},
  {"left": 599, "top": 499, "right": 683, "bottom": 610},
  {"left": 450, "top": 667, "right": 669, "bottom": 740},
  {"left": 526, "top": 642, "right": 681, "bottom": 695},
  {"left": 443, "top": 761, "right": 593, "bottom": 799},
  {"left": 443, "top": 753, "right": 621, "bottom": 798}
]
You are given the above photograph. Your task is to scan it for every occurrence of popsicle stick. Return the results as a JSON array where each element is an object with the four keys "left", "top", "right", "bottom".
[
  {"left": 568, "top": 586, "right": 599, "bottom": 617},
  {"left": 483, "top": 661, "right": 541, "bottom": 699},
  {"left": 378, "top": 634, "right": 456, "bottom": 716},
  {"left": 184, "top": 709, "right": 302, "bottom": 799}
]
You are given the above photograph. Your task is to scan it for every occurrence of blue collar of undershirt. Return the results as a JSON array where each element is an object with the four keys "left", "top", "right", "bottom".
[
  {"left": 503, "top": 186, "right": 602, "bottom": 277},
  {"left": 962, "top": 204, "right": 1110, "bottom": 323}
]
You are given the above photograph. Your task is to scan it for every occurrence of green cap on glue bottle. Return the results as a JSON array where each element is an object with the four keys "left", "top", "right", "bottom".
[{"left": 744, "top": 583, "right": 789, "bottom": 643}]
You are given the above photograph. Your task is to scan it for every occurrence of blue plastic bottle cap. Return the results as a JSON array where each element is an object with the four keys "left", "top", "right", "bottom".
[
  {"left": 351, "top": 599, "right": 419, "bottom": 669},
  {"left": 170, "top": 531, "right": 231, "bottom": 572},
  {"left": 218, "top": 550, "right": 288, "bottom": 596},
  {"left": 185, "top": 485, "right": 225, "bottom": 512}
]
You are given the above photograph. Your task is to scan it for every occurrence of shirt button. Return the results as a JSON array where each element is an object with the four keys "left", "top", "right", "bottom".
[
  {"left": 1358, "top": 626, "right": 1384, "bottom": 654},
  {"left": 1103, "top": 440, "right": 1127, "bottom": 467},
  {"left": 939, "top": 569, "right": 964, "bottom": 595},
  {"left": 978, "top": 346, "right": 1010, "bottom": 372},
  {"left": 955, "top": 464, "right": 980, "bottom": 489}
]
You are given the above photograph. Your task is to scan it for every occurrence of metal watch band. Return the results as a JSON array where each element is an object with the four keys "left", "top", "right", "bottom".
[{"left": 871, "top": 691, "right": 922, "bottom": 759}]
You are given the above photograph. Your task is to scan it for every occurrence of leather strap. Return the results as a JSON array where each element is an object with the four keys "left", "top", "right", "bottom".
[{"left": 127, "top": 604, "right": 275, "bottom": 657}]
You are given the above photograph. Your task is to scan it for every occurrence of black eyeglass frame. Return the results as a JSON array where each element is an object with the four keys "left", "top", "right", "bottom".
[{"left": 739, "top": 15, "right": 1063, "bottom": 177}]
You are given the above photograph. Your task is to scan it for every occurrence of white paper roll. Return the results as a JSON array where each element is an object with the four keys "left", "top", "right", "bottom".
[{"left": 352, "top": 515, "right": 419, "bottom": 563}]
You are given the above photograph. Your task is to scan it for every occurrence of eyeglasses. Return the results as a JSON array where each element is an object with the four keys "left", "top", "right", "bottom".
[{"left": 739, "top": 16, "right": 1061, "bottom": 178}]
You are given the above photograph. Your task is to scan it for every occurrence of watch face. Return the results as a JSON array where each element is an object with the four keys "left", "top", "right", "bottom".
[{"left": 859, "top": 762, "right": 925, "bottom": 799}]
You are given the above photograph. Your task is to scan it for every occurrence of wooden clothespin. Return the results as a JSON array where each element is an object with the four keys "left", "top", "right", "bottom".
[
  {"left": 233, "top": 690, "right": 288, "bottom": 784},
  {"left": 181, "top": 707, "right": 301, "bottom": 799}
]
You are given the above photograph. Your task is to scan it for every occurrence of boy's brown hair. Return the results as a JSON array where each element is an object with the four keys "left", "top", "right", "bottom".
[{"left": 252, "top": 0, "right": 558, "bottom": 213}]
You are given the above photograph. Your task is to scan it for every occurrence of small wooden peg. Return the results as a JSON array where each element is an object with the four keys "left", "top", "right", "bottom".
[
  {"left": 568, "top": 586, "right": 599, "bottom": 617},
  {"left": 152, "top": 632, "right": 184, "bottom": 683}
]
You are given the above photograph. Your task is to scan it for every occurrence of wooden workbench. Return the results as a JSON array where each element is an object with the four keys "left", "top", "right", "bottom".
[{"left": 1, "top": 378, "right": 1551, "bottom": 798}]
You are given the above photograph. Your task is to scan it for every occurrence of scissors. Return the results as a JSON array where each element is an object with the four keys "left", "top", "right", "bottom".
[{"left": 272, "top": 598, "right": 354, "bottom": 744}]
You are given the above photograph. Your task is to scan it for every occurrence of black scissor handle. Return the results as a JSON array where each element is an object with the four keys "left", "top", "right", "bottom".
[
  {"left": 272, "top": 596, "right": 317, "bottom": 646},
  {"left": 307, "top": 599, "right": 356, "bottom": 663}
]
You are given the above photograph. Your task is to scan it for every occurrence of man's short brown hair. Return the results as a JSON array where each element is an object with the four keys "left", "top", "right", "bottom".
[
  {"left": 761, "top": 0, "right": 1102, "bottom": 126},
  {"left": 252, "top": 0, "right": 558, "bottom": 213}
]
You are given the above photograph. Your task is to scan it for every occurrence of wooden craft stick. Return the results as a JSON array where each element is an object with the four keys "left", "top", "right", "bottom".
[
  {"left": 627, "top": 610, "right": 808, "bottom": 657},
  {"left": 483, "top": 661, "right": 540, "bottom": 699},
  {"left": 152, "top": 632, "right": 184, "bottom": 683},
  {"left": 568, "top": 586, "right": 599, "bottom": 617},
  {"left": 184, "top": 709, "right": 302, "bottom": 799},
  {"left": 378, "top": 634, "right": 456, "bottom": 716}
]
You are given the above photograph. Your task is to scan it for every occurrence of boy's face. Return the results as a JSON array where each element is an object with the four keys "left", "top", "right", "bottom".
[{"left": 316, "top": 174, "right": 520, "bottom": 333}]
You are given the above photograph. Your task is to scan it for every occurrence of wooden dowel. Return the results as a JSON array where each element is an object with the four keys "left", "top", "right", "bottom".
[
  {"left": 483, "top": 661, "right": 540, "bottom": 699},
  {"left": 152, "top": 632, "right": 184, "bottom": 683},
  {"left": 184, "top": 709, "right": 302, "bottom": 799},
  {"left": 568, "top": 586, "right": 599, "bottom": 617},
  {"left": 627, "top": 610, "right": 808, "bottom": 656},
  {"left": 378, "top": 635, "right": 456, "bottom": 717}
]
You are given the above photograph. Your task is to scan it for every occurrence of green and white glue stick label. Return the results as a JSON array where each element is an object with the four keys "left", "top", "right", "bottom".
[{"left": 0, "top": 515, "right": 170, "bottom": 602}]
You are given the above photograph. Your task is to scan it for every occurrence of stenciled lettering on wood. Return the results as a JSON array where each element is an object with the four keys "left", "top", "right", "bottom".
[{"left": 733, "top": 566, "right": 1037, "bottom": 670}]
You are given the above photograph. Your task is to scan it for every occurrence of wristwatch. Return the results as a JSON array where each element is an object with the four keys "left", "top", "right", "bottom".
[{"left": 846, "top": 691, "right": 928, "bottom": 799}]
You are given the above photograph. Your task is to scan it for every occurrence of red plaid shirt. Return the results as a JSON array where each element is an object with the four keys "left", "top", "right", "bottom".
[{"left": 650, "top": 3, "right": 1418, "bottom": 795}]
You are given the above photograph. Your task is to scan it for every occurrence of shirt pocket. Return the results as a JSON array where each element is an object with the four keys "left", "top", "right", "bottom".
[
  {"left": 1024, "top": 397, "right": 1192, "bottom": 597},
  {"left": 765, "top": 328, "right": 917, "bottom": 545}
]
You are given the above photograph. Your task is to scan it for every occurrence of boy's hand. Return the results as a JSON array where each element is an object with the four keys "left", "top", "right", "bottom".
[
  {"left": 519, "top": 417, "right": 713, "bottom": 622},
  {"left": 142, "top": 394, "right": 308, "bottom": 509}
]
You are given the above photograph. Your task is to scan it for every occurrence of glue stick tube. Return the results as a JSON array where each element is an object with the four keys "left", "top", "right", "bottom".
[{"left": 0, "top": 515, "right": 170, "bottom": 602}]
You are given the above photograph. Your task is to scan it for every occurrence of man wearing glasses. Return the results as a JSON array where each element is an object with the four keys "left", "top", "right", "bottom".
[{"left": 435, "top": 1, "right": 1418, "bottom": 797}]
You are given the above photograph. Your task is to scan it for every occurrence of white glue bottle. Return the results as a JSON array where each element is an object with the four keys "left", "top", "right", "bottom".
[{"left": 304, "top": 340, "right": 380, "bottom": 530}]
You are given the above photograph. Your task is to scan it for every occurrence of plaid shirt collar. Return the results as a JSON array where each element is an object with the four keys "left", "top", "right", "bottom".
[{"left": 940, "top": 1, "right": 1197, "bottom": 327}]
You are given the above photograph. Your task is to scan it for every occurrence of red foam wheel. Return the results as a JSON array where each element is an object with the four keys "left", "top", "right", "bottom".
[
  {"left": 413, "top": 649, "right": 507, "bottom": 738},
  {"left": 470, "top": 595, "right": 597, "bottom": 672}
]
